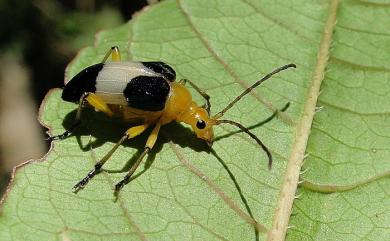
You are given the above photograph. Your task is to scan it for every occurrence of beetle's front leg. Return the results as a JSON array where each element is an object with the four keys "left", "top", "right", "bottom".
[
  {"left": 114, "top": 121, "right": 162, "bottom": 193},
  {"left": 73, "top": 124, "right": 149, "bottom": 192}
]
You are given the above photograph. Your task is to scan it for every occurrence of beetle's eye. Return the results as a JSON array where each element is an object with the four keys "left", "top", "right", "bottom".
[{"left": 196, "top": 120, "right": 206, "bottom": 129}]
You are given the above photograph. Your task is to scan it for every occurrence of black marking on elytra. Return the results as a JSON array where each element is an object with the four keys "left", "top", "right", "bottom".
[
  {"left": 124, "top": 76, "right": 170, "bottom": 111},
  {"left": 142, "top": 62, "right": 176, "bottom": 82},
  {"left": 62, "top": 63, "right": 103, "bottom": 103}
]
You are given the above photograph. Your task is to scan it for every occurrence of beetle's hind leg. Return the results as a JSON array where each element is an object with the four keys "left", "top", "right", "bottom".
[
  {"left": 47, "top": 92, "right": 88, "bottom": 141},
  {"left": 114, "top": 121, "right": 162, "bottom": 193},
  {"left": 47, "top": 93, "right": 113, "bottom": 141},
  {"left": 102, "top": 46, "right": 121, "bottom": 63},
  {"left": 73, "top": 124, "right": 149, "bottom": 192}
]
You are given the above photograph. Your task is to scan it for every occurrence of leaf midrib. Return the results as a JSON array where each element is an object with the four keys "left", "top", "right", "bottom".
[{"left": 267, "top": 0, "right": 340, "bottom": 240}]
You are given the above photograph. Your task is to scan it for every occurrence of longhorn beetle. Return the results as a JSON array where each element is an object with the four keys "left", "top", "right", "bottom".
[{"left": 49, "top": 46, "right": 296, "bottom": 193}]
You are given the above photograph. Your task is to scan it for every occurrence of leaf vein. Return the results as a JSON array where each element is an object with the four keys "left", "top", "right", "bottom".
[
  {"left": 177, "top": 0, "right": 294, "bottom": 125},
  {"left": 168, "top": 141, "right": 268, "bottom": 233}
]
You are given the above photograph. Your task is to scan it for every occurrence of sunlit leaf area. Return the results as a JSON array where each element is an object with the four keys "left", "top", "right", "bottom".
[{"left": 0, "top": 1, "right": 389, "bottom": 240}]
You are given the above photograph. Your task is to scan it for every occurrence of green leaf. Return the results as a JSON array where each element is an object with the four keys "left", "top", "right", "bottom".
[
  {"left": 286, "top": 0, "right": 390, "bottom": 240},
  {"left": 1, "top": 0, "right": 389, "bottom": 240}
]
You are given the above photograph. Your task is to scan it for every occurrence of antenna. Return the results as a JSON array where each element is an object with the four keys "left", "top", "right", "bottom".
[
  {"left": 213, "top": 63, "right": 296, "bottom": 119},
  {"left": 212, "top": 63, "right": 296, "bottom": 169}
]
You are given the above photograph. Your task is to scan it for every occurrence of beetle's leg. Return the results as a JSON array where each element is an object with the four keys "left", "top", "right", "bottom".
[
  {"left": 48, "top": 93, "right": 113, "bottom": 141},
  {"left": 47, "top": 92, "right": 88, "bottom": 141},
  {"left": 114, "top": 121, "right": 162, "bottom": 193},
  {"left": 179, "top": 78, "right": 211, "bottom": 114},
  {"left": 85, "top": 93, "right": 114, "bottom": 117},
  {"left": 102, "top": 46, "right": 121, "bottom": 63},
  {"left": 73, "top": 123, "right": 150, "bottom": 192}
]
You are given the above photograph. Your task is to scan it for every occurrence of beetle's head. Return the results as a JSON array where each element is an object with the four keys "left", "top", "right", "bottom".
[
  {"left": 178, "top": 103, "right": 215, "bottom": 146},
  {"left": 188, "top": 107, "right": 215, "bottom": 147}
]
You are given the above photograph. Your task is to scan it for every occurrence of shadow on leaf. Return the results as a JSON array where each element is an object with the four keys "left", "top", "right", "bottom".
[
  {"left": 59, "top": 107, "right": 210, "bottom": 186},
  {"left": 58, "top": 103, "right": 287, "bottom": 239}
]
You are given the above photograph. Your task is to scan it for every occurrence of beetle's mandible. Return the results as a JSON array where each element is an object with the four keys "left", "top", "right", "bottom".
[{"left": 49, "top": 46, "right": 296, "bottom": 193}]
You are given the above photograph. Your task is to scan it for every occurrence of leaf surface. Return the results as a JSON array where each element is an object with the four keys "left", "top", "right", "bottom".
[
  {"left": 287, "top": 0, "right": 390, "bottom": 240},
  {"left": 0, "top": 0, "right": 389, "bottom": 241}
]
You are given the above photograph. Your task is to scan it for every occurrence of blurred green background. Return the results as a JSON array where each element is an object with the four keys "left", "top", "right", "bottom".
[{"left": 0, "top": 0, "right": 159, "bottom": 197}]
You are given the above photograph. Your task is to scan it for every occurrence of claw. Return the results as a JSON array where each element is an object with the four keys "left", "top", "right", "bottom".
[
  {"left": 73, "top": 178, "right": 88, "bottom": 193},
  {"left": 115, "top": 181, "right": 124, "bottom": 192},
  {"left": 73, "top": 167, "right": 99, "bottom": 193},
  {"left": 74, "top": 179, "right": 86, "bottom": 189},
  {"left": 114, "top": 182, "right": 124, "bottom": 197},
  {"left": 114, "top": 176, "right": 130, "bottom": 195}
]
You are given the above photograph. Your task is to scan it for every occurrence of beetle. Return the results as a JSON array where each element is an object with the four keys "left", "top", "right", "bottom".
[{"left": 49, "top": 46, "right": 296, "bottom": 193}]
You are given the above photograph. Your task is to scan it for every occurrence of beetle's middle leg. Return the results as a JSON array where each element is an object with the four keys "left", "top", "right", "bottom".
[
  {"left": 114, "top": 121, "right": 162, "bottom": 193},
  {"left": 179, "top": 78, "right": 211, "bottom": 114},
  {"left": 73, "top": 123, "right": 150, "bottom": 192}
]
